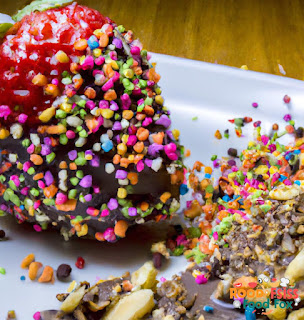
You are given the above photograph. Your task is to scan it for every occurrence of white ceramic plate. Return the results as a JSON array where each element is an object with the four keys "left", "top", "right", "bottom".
[{"left": 1, "top": 53, "right": 304, "bottom": 319}]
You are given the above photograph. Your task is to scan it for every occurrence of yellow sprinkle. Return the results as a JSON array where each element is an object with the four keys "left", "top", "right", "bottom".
[
  {"left": 100, "top": 109, "right": 114, "bottom": 119},
  {"left": 29, "top": 206, "right": 35, "bottom": 216},
  {"left": 172, "top": 129, "right": 180, "bottom": 140},
  {"left": 93, "top": 48, "right": 102, "bottom": 57},
  {"left": 93, "top": 29, "right": 102, "bottom": 38},
  {"left": 17, "top": 162, "right": 23, "bottom": 170},
  {"left": 55, "top": 50, "right": 69, "bottom": 63},
  {"left": 79, "top": 55, "right": 86, "bottom": 64},
  {"left": 254, "top": 165, "right": 268, "bottom": 175},
  {"left": 39, "top": 106, "right": 56, "bottom": 123},
  {"left": 240, "top": 65, "right": 249, "bottom": 70},
  {"left": 117, "top": 143, "right": 127, "bottom": 156},
  {"left": 248, "top": 141, "right": 255, "bottom": 148},
  {"left": 0, "top": 128, "right": 9, "bottom": 139},
  {"left": 60, "top": 103, "right": 72, "bottom": 113},
  {"left": 122, "top": 134, "right": 129, "bottom": 143},
  {"left": 155, "top": 95, "right": 164, "bottom": 105},
  {"left": 110, "top": 60, "right": 119, "bottom": 70},
  {"left": 117, "top": 187, "right": 127, "bottom": 199},
  {"left": 160, "top": 192, "right": 171, "bottom": 203},
  {"left": 77, "top": 224, "right": 88, "bottom": 237},
  {"left": 128, "top": 155, "right": 135, "bottom": 162},
  {"left": 123, "top": 69, "right": 134, "bottom": 79},
  {"left": 269, "top": 166, "right": 278, "bottom": 174},
  {"left": 67, "top": 280, "right": 77, "bottom": 293}
]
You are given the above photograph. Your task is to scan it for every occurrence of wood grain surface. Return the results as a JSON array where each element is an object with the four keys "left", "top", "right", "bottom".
[{"left": 1, "top": 0, "right": 303, "bottom": 80}]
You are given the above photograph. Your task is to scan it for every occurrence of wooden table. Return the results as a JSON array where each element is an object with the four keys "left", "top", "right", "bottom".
[{"left": 1, "top": 0, "right": 304, "bottom": 80}]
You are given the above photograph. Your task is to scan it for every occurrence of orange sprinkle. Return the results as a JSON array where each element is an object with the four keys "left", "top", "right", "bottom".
[
  {"left": 69, "top": 163, "right": 77, "bottom": 170},
  {"left": 33, "top": 173, "right": 44, "bottom": 181},
  {"left": 160, "top": 192, "right": 171, "bottom": 203},
  {"left": 59, "top": 161, "right": 67, "bottom": 169},
  {"left": 99, "top": 33, "right": 109, "bottom": 47},
  {"left": 127, "top": 172, "right": 138, "bottom": 185},
  {"left": 286, "top": 125, "right": 294, "bottom": 133},
  {"left": 193, "top": 161, "right": 204, "bottom": 172},
  {"left": 30, "top": 154, "right": 43, "bottom": 166},
  {"left": 140, "top": 202, "right": 149, "bottom": 212},
  {"left": 103, "top": 63, "right": 114, "bottom": 78},
  {"left": 185, "top": 149, "right": 191, "bottom": 157},
  {"left": 152, "top": 132, "right": 164, "bottom": 145},
  {"left": 56, "top": 199, "right": 77, "bottom": 212},
  {"left": 120, "top": 157, "right": 130, "bottom": 168},
  {"left": 113, "top": 154, "right": 121, "bottom": 165},
  {"left": 95, "top": 232, "right": 105, "bottom": 241},
  {"left": 104, "top": 89, "right": 117, "bottom": 101},
  {"left": 74, "top": 39, "right": 88, "bottom": 51},
  {"left": 214, "top": 130, "right": 222, "bottom": 139},
  {"left": 38, "top": 266, "right": 54, "bottom": 283},
  {"left": 44, "top": 185, "right": 58, "bottom": 198},
  {"left": 143, "top": 105, "right": 154, "bottom": 116},
  {"left": 133, "top": 66, "right": 143, "bottom": 75},
  {"left": 133, "top": 141, "right": 144, "bottom": 153},
  {"left": 70, "top": 62, "right": 79, "bottom": 74},
  {"left": 148, "top": 67, "right": 161, "bottom": 83},
  {"left": 136, "top": 127, "right": 149, "bottom": 141},
  {"left": 205, "top": 166, "right": 212, "bottom": 174},
  {"left": 46, "top": 124, "right": 66, "bottom": 135},
  {"left": 84, "top": 87, "right": 96, "bottom": 99},
  {"left": 114, "top": 220, "right": 129, "bottom": 238}
]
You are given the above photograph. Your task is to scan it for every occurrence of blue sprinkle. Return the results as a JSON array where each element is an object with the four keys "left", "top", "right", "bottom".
[
  {"left": 20, "top": 275, "right": 26, "bottom": 281},
  {"left": 222, "top": 195, "right": 230, "bottom": 202},
  {"left": 285, "top": 153, "right": 292, "bottom": 160},
  {"left": 203, "top": 305, "right": 214, "bottom": 313},
  {"left": 205, "top": 173, "right": 211, "bottom": 179},
  {"left": 279, "top": 175, "right": 287, "bottom": 182},
  {"left": 102, "top": 140, "right": 113, "bottom": 152},
  {"left": 245, "top": 306, "right": 256, "bottom": 320},
  {"left": 295, "top": 180, "right": 301, "bottom": 185},
  {"left": 87, "top": 35, "right": 99, "bottom": 50},
  {"left": 294, "top": 150, "right": 301, "bottom": 154},
  {"left": 179, "top": 184, "right": 188, "bottom": 195},
  {"left": 20, "top": 205, "right": 25, "bottom": 210}
]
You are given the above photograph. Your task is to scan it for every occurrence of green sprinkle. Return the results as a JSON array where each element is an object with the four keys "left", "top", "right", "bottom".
[
  {"left": 144, "top": 97, "right": 153, "bottom": 106},
  {"left": 8, "top": 180, "right": 17, "bottom": 191},
  {"left": 188, "top": 227, "right": 202, "bottom": 238},
  {"left": 138, "top": 79, "right": 147, "bottom": 89},
  {"left": 114, "top": 114, "right": 121, "bottom": 120},
  {"left": 155, "top": 87, "right": 161, "bottom": 95},
  {"left": 76, "top": 170, "right": 84, "bottom": 179},
  {"left": 205, "top": 185, "right": 214, "bottom": 193},
  {"left": 172, "top": 246, "right": 184, "bottom": 256},
  {"left": 27, "top": 167, "right": 35, "bottom": 175},
  {"left": 59, "top": 134, "right": 68, "bottom": 145},
  {"left": 43, "top": 198, "right": 55, "bottom": 206},
  {"left": 77, "top": 100, "right": 86, "bottom": 108},
  {"left": 126, "top": 58, "right": 133, "bottom": 66},
  {"left": 141, "top": 49, "right": 148, "bottom": 58},
  {"left": 137, "top": 104, "right": 144, "bottom": 112},
  {"left": 260, "top": 204, "right": 272, "bottom": 213},
  {"left": 70, "top": 177, "right": 79, "bottom": 186},
  {"left": 22, "top": 139, "right": 30, "bottom": 147},
  {"left": 289, "top": 120, "right": 295, "bottom": 126},
  {"left": 56, "top": 110, "right": 67, "bottom": 119},
  {"left": 155, "top": 203, "right": 163, "bottom": 210},
  {"left": 68, "top": 189, "right": 77, "bottom": 199},
  {"left": 62, "top": 77, "right": 72, "bottom": 85},
  {"left": 30, "top": 188, "right": 39, "bottom": 197},
  {"left": 192, "top": 116, "right": 198, "bottom": 121},
  {"left": 117, "top": 25, "right": 125, "bottom": 32},
  {"left": 234, "top": 118, "right": 244, "bottom": 127},
  {"left": 79, "top": 129, "right": 88, "bottom": 138},
  {"left": 79, "top": 194, "right": 85, "bottom": 203},
  {"left": 211, "top": 155, "right": 217, "bottom": 161},
  {"left": 79, "top": 109, "right": 87, "bottom": 118},
  {"left": 10, "top": 194, "right": 20, "bottom": 207},
  {"left": 46, "top": 152, "right": 55, "bottom": 163},
  {"left": 0, "top": 267, "right": 6, "bottom": 275}
]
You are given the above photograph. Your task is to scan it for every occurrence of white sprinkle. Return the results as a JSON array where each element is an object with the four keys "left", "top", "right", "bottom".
[
  {"left": 8, "top": 154, "right": 17, "bottom": 163},
  {"left": 100, "top": 134, "right": 109, "bottom": 143},
  {"left": 14, "top": 90, "right": 29, "bottom": 96},
  {"left": 105, "top": 163, "right": 115, "bottom": 174},
  {"left": 93, "top": 143, "right": 101, "bottom": 152},
  {"left": 10, "top": 123, "right": 23, "bottom": 139},
  {"left": 30, "top": 133, "right": 40, "bottom": 146},
  {"left": 103, "top": 119, "right": 113, "bottom": 128},
  {"left": 75, "top": 137, "right": 87, "bottom": 148},
  {"left": 118, "top": 178, "right": 129, "bottom": 186},
  {"left": 151, "top": 157, "right": 163, "bottom": 172},
  {"left": 107, "top": 130, "right": 113, "bottom": 139},
  {"left": 121, "top": 119, "right": 129, "bottom": 129},
  {"left": 66, "top": 116, "right": 83, "bottom": 127}
]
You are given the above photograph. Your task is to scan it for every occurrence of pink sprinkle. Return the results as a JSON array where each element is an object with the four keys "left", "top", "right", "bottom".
[
  {"left": 101, "top": 209, "right": 109, "bottom": 217},
  {"left": 130, "top": 46, "right": 140, "bottom": 55},
  {"left": 160, "top": 277, "right": 167, "bottom": 282},
  {"left": 81, "top": 56, "right": 94, "bottom": 70},
  {"left": 23, "top": 161, "right": 31, "bottom": 172},
  {"left": 27, "top": 144, "right": 35, "bottom": 154},
  {"left": 34, "top": 201, "right": 41, "bottom": 210},
  {"left": 213, "top": 232, "right": 219, "bottom": 241},
  {"left": 137, "top": 160, "right": 144, "bottom": 172},
  {"left": 252, "top": 102, "right": 258, "bottom": 108},
  {"left": 142, "top": 117, "right": 152, "bottom": 127},
  {"left": 195, "top": 274, "right": 208, "bottom": 285},
  {"left": 121, "top": 93, "right": 131, "bottom": 109},
  {"left": 268, "top": 144, "right": 276, "bottom": 152},
  {"left": 284, "top": 179, "right": 292, "bottom": 185},
  {"left": 18, "top": 113, "right": 28, "bottom": 124},
  {"left": 87, "top": 207, "right": 99, "bottom": 216},
  {"left": 95, "top": 56, "right": 105, "bottom": 66},
  {"left": 104, "top": 228, "right": 116, "bottom": 242},
  {"left": 55, "top": 193, "right": 68, "bottom": 205},
  {"left": 51, "top": 79, "right": 59, "bottom": 86},
  {"left": 33, "top": 225, "right": 42, "bottom": 232},
  {"left": 102, "top": 78, "right": 114, "bottom": 92},
  {"left": 0, "top": 105, "right": 11, "bottom": 120},
  {"left": 33, "top": 312, "right": 41, "bottom": 320},
  {"left": 38, "top": 180, "right": 45, "bottom": 189},
  {"left": 21, "top": 187, "right": 29, "bottom": 196},
  {"left": 261, "top": 135, "right": 269, "bottom": 145},
  {"left": 66, "top": 130, "right": 76, "bottom": 139}
]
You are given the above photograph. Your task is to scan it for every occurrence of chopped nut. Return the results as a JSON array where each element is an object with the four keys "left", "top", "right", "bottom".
[
  {"left": 103, "top": 289, "right": 154, "bottom": 320},
  {"left": 38, "top": 266, "right": 54, "bottom": 283},
  {"left": 60, "top": 285, "right": 86, "bottom": 313},
  {"left": 269, "top": 185, "right": 301, "bottom": 200},
  {"left": 87, "top": 300, "right": 110, "bottom": 312},
  {"left": 285, "top": 247, "right": 304, "bottom": 284},
  {"left": 21, "top": 253, "right": 35, "bottom": 269},
  {"left": 131, "top": 261, "right": 158, "bottom": 289},
  {"left": 288, "top": 308, "right": 304, "bottom": 320},
  {"left": 151, "top": 241, "right": 170, "bottom": 259}
]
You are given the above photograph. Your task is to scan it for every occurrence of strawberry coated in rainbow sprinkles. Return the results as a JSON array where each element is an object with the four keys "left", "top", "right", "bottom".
[{"left": 0, "top": 3, "right": 185, "bottom": 242}]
